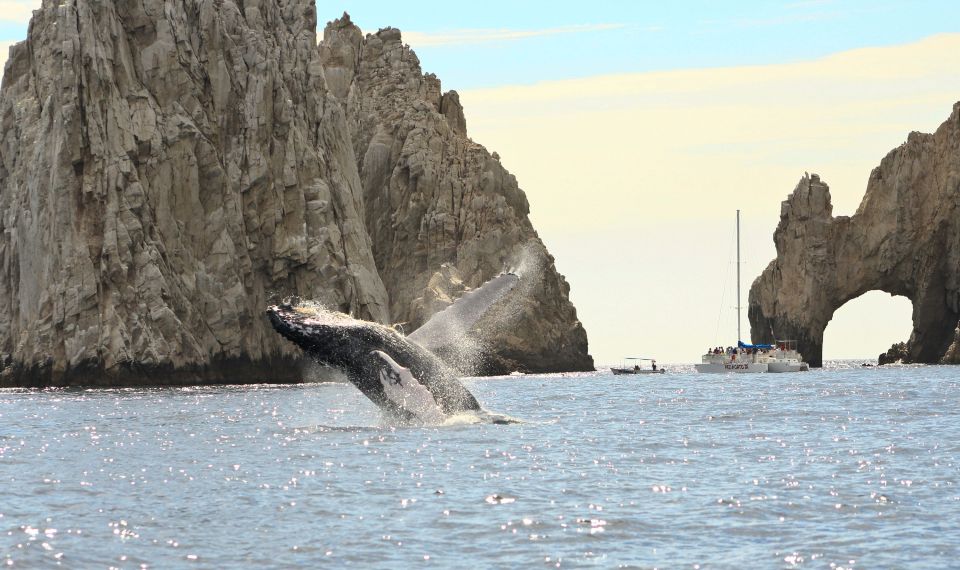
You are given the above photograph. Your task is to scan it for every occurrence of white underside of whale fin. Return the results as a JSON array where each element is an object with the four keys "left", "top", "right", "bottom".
[
  {"left": 407, "top": 273, "right": 519, "bottom": 354},
  {"left": 371, "top": 350, "right": 446, "bottom": 424}
]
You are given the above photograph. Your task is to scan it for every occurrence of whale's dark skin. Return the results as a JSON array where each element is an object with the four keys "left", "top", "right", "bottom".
[{"left": 266, "top": 303, "right": 481, "bottom": 420}]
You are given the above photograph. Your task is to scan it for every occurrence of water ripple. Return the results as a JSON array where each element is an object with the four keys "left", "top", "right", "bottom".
[{"left": 1, "top": 366, "right": 958, "bottom": 566}]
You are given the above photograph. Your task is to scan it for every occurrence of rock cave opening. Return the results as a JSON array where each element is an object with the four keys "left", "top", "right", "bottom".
[{"left": 822, "top": 291, "right": 913, "bottom": 362}]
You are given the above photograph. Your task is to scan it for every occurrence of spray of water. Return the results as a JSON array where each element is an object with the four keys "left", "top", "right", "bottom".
[
  {"left": 417, "top": 241, "right": 548, "bottom": 375},
  {"left": 507, "top": 240, "right": 546, "bottom": 285},
  {"left": 467, "top": 240, "right": 548, "bottom": 372},
  {"left": 301, "top": 361, "right": 349, "bottom": 384}
]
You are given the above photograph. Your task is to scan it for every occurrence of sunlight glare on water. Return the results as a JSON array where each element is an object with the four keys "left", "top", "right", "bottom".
[{"left": 1, "top": 365, "right": 958, "bottom": 567}]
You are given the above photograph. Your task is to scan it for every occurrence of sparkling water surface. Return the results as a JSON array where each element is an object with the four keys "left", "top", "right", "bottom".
[{"left": 2, "top": 364, "right": 958, "bottom": 568}]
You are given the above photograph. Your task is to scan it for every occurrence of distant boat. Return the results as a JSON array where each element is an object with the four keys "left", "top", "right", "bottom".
[
  {"left": 611, "top": 357, "right": 665, "bottom": 375},
  {"left": 696, "top": 340, "right": 809, "bottom": 373},
  {"left": 695, "top": 211, "right": 809, "bottom": 374}
]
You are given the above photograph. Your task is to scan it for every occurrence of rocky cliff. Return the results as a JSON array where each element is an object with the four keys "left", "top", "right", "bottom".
[
  {"left": 319, "top": 15, "right": 591, "bottom": 374},
  {"left": 749, "top": 102, "right": 960, "bottom": 366},
  {"left": 0, "top": 1, "right": 592, "bottom": 387}
]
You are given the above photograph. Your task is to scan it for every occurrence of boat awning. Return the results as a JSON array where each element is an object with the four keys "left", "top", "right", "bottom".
[{"left": 738, "top": 341, "right": 773, "bottom": 350}]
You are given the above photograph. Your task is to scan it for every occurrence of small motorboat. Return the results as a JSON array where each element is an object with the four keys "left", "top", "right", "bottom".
[{"left": 610, "top": 357, "right": 665, "bottom": 375}]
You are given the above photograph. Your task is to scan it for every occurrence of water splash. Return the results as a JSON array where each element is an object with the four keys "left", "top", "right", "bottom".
[
  {"left": 472, "top": 240, "right": 548, "bottom": 369},
  {"left": 301, "top": 361, "right": 349, "bottom": 384},
  {"left": 506, "top": 240, "right": 546, "bottom": 285}
]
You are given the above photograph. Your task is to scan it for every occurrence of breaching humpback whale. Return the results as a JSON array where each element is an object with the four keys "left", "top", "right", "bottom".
[{"left": 266, "top": 273, "right": 520, "bottom": 423}]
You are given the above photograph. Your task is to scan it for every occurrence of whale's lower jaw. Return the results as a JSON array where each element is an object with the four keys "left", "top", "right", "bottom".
[{"left": 266, "top": 305, "right": 481, "bottom": 420}]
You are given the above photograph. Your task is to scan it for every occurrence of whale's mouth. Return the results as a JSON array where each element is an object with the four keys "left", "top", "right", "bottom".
[{"left": 267, "top": 301, "right": 362, "bottom": 329}]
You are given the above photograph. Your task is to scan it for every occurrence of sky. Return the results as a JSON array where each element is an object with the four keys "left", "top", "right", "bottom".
[{"left": 2, "top": 1, "right": 958, "bottom": 364}]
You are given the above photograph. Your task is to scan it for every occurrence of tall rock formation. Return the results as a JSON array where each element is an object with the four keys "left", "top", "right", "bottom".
[
  {"left": 317, "top": 15, "right": 591, "bottom": 374},
  {"left": 749, "top": 102, "right": 960, "bottom": 366},
  {"left": 0, "top": 1, "right": 591, "bottom": 386}
]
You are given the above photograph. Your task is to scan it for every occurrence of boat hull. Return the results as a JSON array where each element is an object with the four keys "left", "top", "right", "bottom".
[
  {"left": 694, "top": 362, "right": 768, "bottom": 373},
  {"left": 767, "top": 362, "right": 809, "bottom": 373}
]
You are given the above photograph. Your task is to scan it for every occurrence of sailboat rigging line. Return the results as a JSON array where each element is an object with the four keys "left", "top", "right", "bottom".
[{"left": 737, "top": 210, "right": 743, "bottom": 344}]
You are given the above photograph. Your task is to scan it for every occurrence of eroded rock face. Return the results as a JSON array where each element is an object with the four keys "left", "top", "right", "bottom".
[
  {"left": 319, "top": 15, "right": 593, "bottom": 374},
  {"left": 408, "top": 263, "right": 469, "bottom": 330},
  {"left": 749, "top": 102, "right": 960, "bottom": 366},
  {"left": 0, "top": 3, "right": 592, "bottom": 386}
]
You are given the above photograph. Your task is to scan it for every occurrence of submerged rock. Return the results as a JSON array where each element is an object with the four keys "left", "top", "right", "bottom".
[
  {"left": 0, "top": 2, "right": 591, "bottom": 386},
  {"left": 749, "top": 102, "right": 960, "bottom": 367}
]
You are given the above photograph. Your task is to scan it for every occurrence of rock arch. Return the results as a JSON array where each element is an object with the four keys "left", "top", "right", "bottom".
[
  {"left": 822, "top": 291, "right": 913, "bottom": 360},
  {"left": 749, "top": 102, "right": 960, "bottom": 367}
]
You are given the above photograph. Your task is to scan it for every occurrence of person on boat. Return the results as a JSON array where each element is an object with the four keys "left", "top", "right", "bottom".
[
  {"left": 634, "top": 364, "right": 640, "bottom": 371},
  {"left": 652, "top": 361, "right": 658, "bottom": 371}
]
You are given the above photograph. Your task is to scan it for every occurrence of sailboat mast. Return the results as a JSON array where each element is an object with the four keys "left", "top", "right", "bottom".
[{"left": 737, "top": 210, "right": 743, "bottom": 343}]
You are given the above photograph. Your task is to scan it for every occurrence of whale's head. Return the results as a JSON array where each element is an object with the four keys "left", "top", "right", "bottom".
[{"left": 266, "top": 302, "right": 380, "bottom": 370}]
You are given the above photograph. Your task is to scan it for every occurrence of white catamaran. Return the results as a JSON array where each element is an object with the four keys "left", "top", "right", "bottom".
[{"left": 695, "top": 211, "right": 809, "bottom": 374}]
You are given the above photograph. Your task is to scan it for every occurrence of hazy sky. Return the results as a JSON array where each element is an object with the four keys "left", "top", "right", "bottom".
[{"left": 3, "top": 1, "right": 958, "bottom": 364}]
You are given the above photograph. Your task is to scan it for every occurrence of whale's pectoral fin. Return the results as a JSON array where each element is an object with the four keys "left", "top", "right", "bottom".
[
  {"left": 370, "top": 350, "right": 447, "bottom": 424},
  {"left": 407, "top": 273, "right": 519, "bottom": 354}
]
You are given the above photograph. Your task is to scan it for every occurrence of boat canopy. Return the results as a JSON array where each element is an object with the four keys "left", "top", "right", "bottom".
[{"left": 737, "top": 340, "right": 774, "bottom": 350}]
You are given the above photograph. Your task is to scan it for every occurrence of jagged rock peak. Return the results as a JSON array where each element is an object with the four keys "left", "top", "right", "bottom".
[
  {"left": 780, "top": 173, "right": 832, "bottom": 219},
  {"left": 332, "top": 11, "right": 353, "bottom": 26},
  {"left": 750, "top": 100, "right": 960, "bottom": 367},
  {"left": 376, "top": 27, "right": 403, "bottom": 42}
]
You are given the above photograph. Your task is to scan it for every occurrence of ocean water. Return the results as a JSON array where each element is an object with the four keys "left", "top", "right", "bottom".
[{"left": 1, "top": 364, "right": 958, "bottom": 568}]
